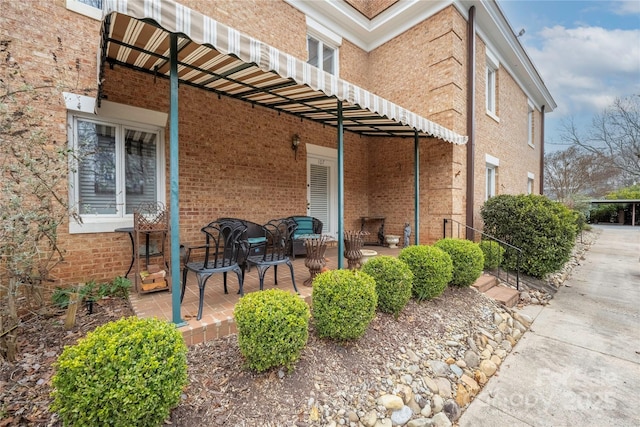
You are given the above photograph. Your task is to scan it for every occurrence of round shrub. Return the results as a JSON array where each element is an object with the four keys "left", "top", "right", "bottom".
[
  {"left": 398, "top": 245, "right": 453, "bottom": 301},
  {"left": 434, "top": 238, "right": 484, "bottom": 287},
  {"left": 51, "top": 317, "right": 188, "bottom": 427},
  {"left": 481, "top": 194, "right": 578, "bottom": 278},
  {"left": 234, "top": 289, "right": 310, "bottom": 372},
  {"left": 362, "top": 256, "right": 413, "bottom": 318},
  {"left": 479, "top": 240, "right": 505, "bottom": 270},
  {"left": 312, "top": 269, "right": 377, "bottom": 340}
]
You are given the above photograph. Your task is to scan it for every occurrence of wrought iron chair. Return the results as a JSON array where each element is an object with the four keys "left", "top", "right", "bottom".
[
  {"left": 181, "top": 219, "right": 247, "bottom": 320},
  {"left": 244, "top": 218, "right": 298, "bottom": 292}
]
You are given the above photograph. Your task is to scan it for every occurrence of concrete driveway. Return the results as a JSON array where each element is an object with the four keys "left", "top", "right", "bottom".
[{"left": 459, "top": 224, "right": 640, "bottom": 427}]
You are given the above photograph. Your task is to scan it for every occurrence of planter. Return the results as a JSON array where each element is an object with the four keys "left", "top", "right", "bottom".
[{"left": 385, "top": 234, "right": 400, "bottom": 248}]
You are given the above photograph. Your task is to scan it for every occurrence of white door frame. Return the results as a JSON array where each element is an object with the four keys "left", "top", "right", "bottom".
[{"left": 306, "top": 144, "right": 338, "bottom": 237}]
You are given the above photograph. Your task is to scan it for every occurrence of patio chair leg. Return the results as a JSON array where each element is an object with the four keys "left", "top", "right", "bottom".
[
  {"left": 180, "top": 268, "right": 188, "bottom": 303},
  {"left": 274, "top": 265, "right": 278, "bottom": 285},
  {"left": 286, "top": 260, "right": 298, "bottom": 293},
  {"left": 196, "top": 274, "right": 211, "bottom": 321},
  {"left": 223, "top": 272, "right": 228, "bottom": 294},
  {"left": 234, "top": 267, "right": 244, "bottom": 297}
]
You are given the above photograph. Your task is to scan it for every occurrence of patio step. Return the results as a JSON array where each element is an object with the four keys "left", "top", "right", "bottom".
[
  {"left": 472, "top": 274, "right": 519, "bottom": 308},
  {"left": 472, "top": 274, "right": 498, "bottom": 292},
  {"left": 484, "top": 284, "right": 520, "bottom": 308}
]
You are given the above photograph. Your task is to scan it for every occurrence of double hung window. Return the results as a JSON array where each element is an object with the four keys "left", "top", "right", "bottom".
[{"left": 69, "top": 113, "right": 164, "bottom": 233}]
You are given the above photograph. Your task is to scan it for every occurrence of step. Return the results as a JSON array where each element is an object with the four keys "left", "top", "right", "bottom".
[
  {"left": 484, "top": 284, "right": 520, "bottom": 308},
  {"left": 472, "top": 274, "right": 498, "bottom": 293}
]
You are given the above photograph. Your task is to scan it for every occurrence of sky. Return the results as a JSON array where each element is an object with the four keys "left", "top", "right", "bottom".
[{"left": 498, "top": 0, "right": 640, "bottom": 151}]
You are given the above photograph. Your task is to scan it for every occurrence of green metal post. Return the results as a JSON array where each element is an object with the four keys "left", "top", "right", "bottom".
[
  {"left": 169, "top": 33, "right": 186, "bottom": 326},
  {"left": 337, "top": 100, "right": 344, "bottom": 269},
  {"left": 414, "top": 131, "right": 420, "bottom": 245}
]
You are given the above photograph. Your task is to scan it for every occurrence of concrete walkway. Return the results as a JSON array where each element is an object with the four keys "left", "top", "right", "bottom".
[{"left": 459, "top": 225, "right": 640, "bottom": 427}]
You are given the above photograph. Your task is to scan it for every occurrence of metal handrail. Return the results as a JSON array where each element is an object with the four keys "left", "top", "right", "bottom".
[{"left": 443, "top": 218, "right": 522, "bottom": 290}]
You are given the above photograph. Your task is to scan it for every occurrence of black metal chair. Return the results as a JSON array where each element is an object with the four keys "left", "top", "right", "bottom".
[
  {"left": 217, "top": 217, "right": 267, "bottom": 288},
  {"left": 181, "top": 219, "right": 247, "bottom": 320},
  {"left": 245, "top": 218, "right": 298, "bottom": 292}
]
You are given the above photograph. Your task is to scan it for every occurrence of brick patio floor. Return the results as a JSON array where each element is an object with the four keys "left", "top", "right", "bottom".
[{"left": 129, "top": 245, "right": 401, "bottom": 345}]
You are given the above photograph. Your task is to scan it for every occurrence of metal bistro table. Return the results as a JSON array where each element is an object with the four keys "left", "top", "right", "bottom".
[{"left": 298, "top": 234, "right": 337, "bottom": 286}]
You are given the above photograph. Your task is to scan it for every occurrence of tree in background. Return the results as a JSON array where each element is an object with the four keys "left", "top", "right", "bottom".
[
  {"left": 560, "top": 95, "right": 640, "bottom": 184},
  {"left": 544, "top": 145, "right": 619, "bottom": 206}
]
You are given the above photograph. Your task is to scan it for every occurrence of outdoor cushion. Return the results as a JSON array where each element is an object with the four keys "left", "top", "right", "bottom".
[{"left": 293, "top": 217, "right": 314, "bottom": 236}]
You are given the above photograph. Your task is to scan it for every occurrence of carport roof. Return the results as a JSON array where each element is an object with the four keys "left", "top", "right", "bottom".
[{"left": 99, "top": 0, "right": 467, "bottom": 144}]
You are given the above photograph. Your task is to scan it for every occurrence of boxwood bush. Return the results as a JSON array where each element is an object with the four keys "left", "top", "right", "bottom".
[
  {"left": 398, "top": 245, "right": 452, "bottom": 301},
  {"left": 361, "top": 255, "right": 413, "bottom": 318},
  {"left": 51, "top": 317, "right": 188, "bottom": 427},
  {"left": 481, "top": 194, "right": 577, "bottom": 278},
  {"left": 234, "top": 289, "right": 310, "bottom": 372},
  {"left": 479, "top": 240, "right": 505, "bottom": 270},
  {"left": 312, "top": 270, "right": 377, "bottom": 340},
  {"left": 434, "top": 238, "right": 484, "bottom": 287}
]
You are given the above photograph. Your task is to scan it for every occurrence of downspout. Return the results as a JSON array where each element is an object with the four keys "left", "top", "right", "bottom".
[
  {"left": 540, "top": 105, "right": 545, "bottom": 194},
  {"left": 414, "top": 130, "right": 420, "bottom": 245},
  {"left": 466, "top": 5, "right": 476, "bottom": 239}
]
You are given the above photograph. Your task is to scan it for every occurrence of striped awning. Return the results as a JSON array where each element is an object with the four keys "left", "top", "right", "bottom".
[{"left": 100, "top": 0, "right": 467, "bottom": 144}]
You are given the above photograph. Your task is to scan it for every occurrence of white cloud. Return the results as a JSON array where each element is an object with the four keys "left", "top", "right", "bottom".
[
  {"left": 612, "top": 0, "right": 640, "bottom": 15},
  {"left": 528, "top": 25, "right": 640, "bottom": 117}
]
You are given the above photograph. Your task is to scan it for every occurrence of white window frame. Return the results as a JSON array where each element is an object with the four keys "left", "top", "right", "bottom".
[
  {"left": 65, "top": 95, "right": 167, "bottom": 234},
  {"left": 527, "top": 100, "right": 535, "bottom": 147},
  {"left": 486, "top": 48, "right": 500, "bottom": 121},
  {"left": 306, "top": 17, "right": 341, "bottom": 76},
  {"left": 527, "top": 172, "right": 535, "bottom": 195},
  {"left": 485, "top": 154, "right": 500, "bottom": 201},
  {"left": 66, "top": 0, "right": 102, "bottom": 20}
]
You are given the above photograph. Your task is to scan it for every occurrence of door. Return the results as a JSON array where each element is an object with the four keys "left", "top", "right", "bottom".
[{"left": 307, "top": 145, "right": 338, "bottom": 237}]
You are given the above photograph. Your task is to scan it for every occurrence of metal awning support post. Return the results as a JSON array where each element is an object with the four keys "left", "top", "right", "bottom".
[
  {"left": 414, "top": 131, "right": 420, "bottom": 245},
  {"left": 169, "top": 33, "right": 186, "bottom": 326},
  {"left": 337, "top": 100, "right": 344, "bottom": 269},
  {"left": 633, "top": 203, "right": 636, "bottom": 227}
]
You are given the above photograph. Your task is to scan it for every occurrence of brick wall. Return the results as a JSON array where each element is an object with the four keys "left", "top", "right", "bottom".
[{"left": 1, "top": 0, "right": 544, "bottom": 286}]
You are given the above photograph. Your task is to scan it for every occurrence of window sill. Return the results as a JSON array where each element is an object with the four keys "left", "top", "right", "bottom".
[
  {"left": 486, "top": 110, "right": 500, "bottom": 123},
  {"left": 66, "top": 0, "right": 102, "bottom": 20},
  {"left": 69, "top": 217, "right": 133, "bottom": 234}
]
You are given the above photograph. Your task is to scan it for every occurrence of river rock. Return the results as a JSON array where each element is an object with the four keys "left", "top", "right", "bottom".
[
  {"left": 443, "top": 399, "right": 461, "bottom": 421},
  {"left": 464, "top": 350, "right": 480, "bottom": 368},
  {"left": 479, "top": 359, "right": 497, "bottom": 377},
  {"left": 432, "top": 412, "right": 453, "bottom": 427},
  {"left": 428, "top": 360, "right": 450, "bottom": 377},
  {"left": 455, "top": 383, "right": 470, "bottom": 406},
  {"left": 362, "top": 410, "right": 378, "bottom": 427},
  {"left": 432, "top": 394, "right": 444, "bottom": 413},
  {"left": 378, "top": 394, "right": 404, "bottom": 410},
  {"left": 407, "top": 419, "right": 432, "bottom": 427},
  {"left": 390, "top": 406, "right": 413, "bottom": 426},
  {"left": 435, "top": 377, "right": 452, "bottom": 397}
]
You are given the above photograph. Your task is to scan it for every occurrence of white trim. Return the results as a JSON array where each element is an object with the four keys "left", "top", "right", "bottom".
[
  {"left": 306, "top": 143, "right": 337, "bottom": 159},
  {"left": 485, "top": 153, "right": 500, "bottom": 167},
  {"left": 486, "top": 109, "right": 500, "bottom": 123},
  {"left": 65, "top": 0, "right": 102, "bottom": 20},
  {"left": 527, "top": 101, "right": 535, "bottom": 147},
  {"left": 486, "top": 46, "right": 500, "bottom": 70},
  {"left": 98, "top": 100, "right": 168, "bottom": 128},
  {"left": 528, "top": 171, "right": 535, "bottom": 179},
  {"left": 63, "top": 92, "right": 96, "bottom": 113},
  {"left": 306, "top": 16, "right": 342, "bottom": 47}
]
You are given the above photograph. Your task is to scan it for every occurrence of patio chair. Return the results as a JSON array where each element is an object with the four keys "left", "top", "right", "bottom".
[
  {"left": 217, "top": 217, "right": 267, "bottom": 289},
  {"left": 181, "top": 219, "right": 247, "bottom": 320},
  {"left": 288, "top": 216, "right": 323, "bottom": 258},
  {"left": 244, "top": 218, "right": 298, "bottom": 292}
]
